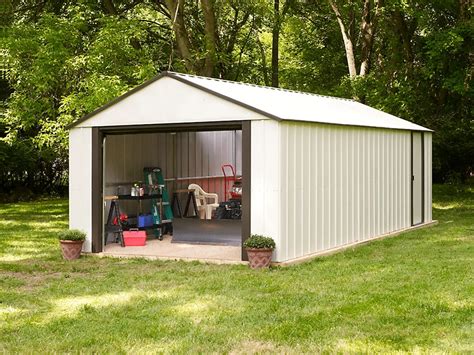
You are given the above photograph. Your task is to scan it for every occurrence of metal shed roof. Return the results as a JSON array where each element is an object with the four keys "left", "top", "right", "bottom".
[{"left": 70, "top": 71, "right": 431, "bottom": 132}]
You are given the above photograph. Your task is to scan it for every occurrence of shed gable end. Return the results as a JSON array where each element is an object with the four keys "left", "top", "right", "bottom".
[{"left": 75, "top": 76, "right": 268, "bottom": 128}]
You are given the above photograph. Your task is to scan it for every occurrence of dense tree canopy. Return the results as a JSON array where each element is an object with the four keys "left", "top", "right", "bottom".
[{"left": 0, "top": 0, "right": 472, "bottom": 196}]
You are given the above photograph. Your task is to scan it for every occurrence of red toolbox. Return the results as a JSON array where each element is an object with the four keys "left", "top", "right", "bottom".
[{"left": 123, "top": 230, "right": 147, "bottom": 246}]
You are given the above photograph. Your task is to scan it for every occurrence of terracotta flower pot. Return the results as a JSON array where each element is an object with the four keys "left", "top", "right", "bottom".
[
  {"left": 59, "top": 240, "right": 84, "bottom": 260},
  {"left": 246, "top": 248, "right": 273, "bottom": 269}
]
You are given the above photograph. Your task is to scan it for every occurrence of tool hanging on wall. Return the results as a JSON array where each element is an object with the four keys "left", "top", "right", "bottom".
[{"left": 144, "top": 167, "right": 173, "bottom": 238}]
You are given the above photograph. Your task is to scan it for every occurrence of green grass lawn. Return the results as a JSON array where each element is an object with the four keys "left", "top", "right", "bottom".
[{"left": 0, "top": 185, "right": 472, "bottom": 353}]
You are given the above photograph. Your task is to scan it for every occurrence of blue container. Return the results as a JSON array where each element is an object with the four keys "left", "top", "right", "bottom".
[{"left": 138, "top": 214, "right": 154, "bottom": 228}]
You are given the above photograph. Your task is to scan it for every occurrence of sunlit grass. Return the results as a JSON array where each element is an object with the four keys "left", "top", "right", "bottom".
[
  {"left": 432, "top": 202, "right": 462, "bottom": 209},
  {"left": 0, "top": 187, "right": 472, "bottom": 353}
]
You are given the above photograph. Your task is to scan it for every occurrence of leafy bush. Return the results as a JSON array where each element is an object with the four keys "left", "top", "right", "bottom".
[
  {"left": 58, "top": 229, "right": 86, "bottom": 241},
  {"left": 243, "top": 235, "right": 275, "bottom": 250}
]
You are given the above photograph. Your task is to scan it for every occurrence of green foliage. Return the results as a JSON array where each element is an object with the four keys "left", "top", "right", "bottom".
[
  {"left": 1, "top": 0, "right": 472, "bottom": 192},
  {"left": 243, "top": 234, "right": 276, "bottom": 250},
  {"left": 58, "top": 229, "right": 86, "bottom": 241},
  {"left": 2, "top": 5, "right": 170, "bottom": 194}
]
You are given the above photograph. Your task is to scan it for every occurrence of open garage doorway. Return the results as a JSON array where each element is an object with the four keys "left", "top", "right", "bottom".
[{"left": 100, "top": 123, "right": 248, "bottom": 262}]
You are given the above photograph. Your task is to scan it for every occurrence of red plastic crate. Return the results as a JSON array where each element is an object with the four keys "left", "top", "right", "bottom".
[{"left": 123, "top": 230, "right": 147, "bottom": 246}]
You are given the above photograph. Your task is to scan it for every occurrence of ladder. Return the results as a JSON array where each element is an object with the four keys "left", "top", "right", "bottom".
[{"left": 143, "top": 167, "right": 173, "bottom": 238}]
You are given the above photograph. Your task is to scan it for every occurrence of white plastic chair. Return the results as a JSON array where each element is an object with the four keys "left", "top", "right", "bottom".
[{"left": 188, "top": 184, "right": 219, "bottom": 220}]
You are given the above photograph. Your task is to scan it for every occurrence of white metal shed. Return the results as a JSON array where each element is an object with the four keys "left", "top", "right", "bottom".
[{"left": 68, "top": 71, "right": 433, "bottom": 263}]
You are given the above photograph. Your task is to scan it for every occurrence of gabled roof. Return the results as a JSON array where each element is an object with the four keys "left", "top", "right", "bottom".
[{"left": 69, "top": 71, "right": 431, "bottom": 132}]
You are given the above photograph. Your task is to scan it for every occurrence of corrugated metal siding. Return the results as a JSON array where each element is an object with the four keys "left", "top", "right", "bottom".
[
  {"left": 250, "top": 120, "right": 282, "bottom": 259},
  {"left": 424, "top": 133, "right": 433, "bottom": 222},
  {"left": 69, "top": 127, "right": 93, "bottom": 252},
  {"left": 277, "top": 122, "right": 413, "bottom": 262},
  {"left": 104, "top": 130, "right": 241, "bottom": 215}
]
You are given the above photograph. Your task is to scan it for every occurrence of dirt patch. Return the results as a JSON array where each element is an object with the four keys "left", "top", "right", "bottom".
[{"left": 0, "top": 271, "right": 87, "bottom": 291}]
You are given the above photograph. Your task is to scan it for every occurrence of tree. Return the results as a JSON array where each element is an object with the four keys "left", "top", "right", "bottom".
[
  {"left": 327, "top": 0, "right": 383, "bottom": 79},
  {"left": 271, "top": 0, "right": 292, "bottom": 87},
  {"left": 1, "top": 0, "right": 472, "bottom": 197},
  {"left": 155, "top": 0, "right": 263, "bottom": 78}
]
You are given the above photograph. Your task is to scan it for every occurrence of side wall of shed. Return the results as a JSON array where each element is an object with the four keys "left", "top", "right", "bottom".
[
  {"left": 278, "top": 122, "right": 413, "bottom": 262},
  {"left": 250, "top": 120, "right": 282, "bottom": 259},
  {"left": 69, "top": 127, "right": 93, "bottom": 252}
]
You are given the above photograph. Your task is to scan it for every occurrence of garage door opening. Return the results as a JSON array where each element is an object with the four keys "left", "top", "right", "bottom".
[{"left": 101, "top": 127, "right": 246, "bottom": 262}]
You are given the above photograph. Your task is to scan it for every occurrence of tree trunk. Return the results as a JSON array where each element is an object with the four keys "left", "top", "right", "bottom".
[
  {"left": 272, "top": 0, "right": 280, "bottom": 87},
  {"left": 459, "top": 0, "right": 470, "bottom": 20},
  {"left": 200, "top": 0, "right": 218, "bottom": 77},
  {"left": 328, "top": 0, "right": 357, "bottom": 78},
  {"left": 102, "top": 0, "right": 117, "bottom": 15},
  {"left": 257, "top": 36, "right": 270, "bottom": 86},
  {"left": 359, "top": 0, "right": 382, "bottom": 76},
  {"left": 359, "top": 0, "right": 372, "bottom": 76},
  {"left": 392, "top": 9, "right": 414, "bottom": 64},
  {"left": 164, "top": 0, "right": 195, "bottom": 73}
]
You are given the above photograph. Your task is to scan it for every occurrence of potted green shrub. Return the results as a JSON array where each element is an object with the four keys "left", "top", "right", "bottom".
[
  {"left": 59, "top": 229, "right": 86, "bottom": 260},
  {"left": 243, "top": 235, "right": 276, "bottom": 269}
]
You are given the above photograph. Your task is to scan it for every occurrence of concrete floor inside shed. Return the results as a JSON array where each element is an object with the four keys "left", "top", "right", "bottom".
[
  {"left": 102, "top": 218, "right": 243, "bottom": 263},
  {"left": 102, "top": 235, "right": 242, "bottom": 263}
]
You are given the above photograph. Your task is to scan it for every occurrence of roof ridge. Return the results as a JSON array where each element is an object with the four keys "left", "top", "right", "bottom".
[{"left": 165, "top": 71, "right": 355, "bottom": 103}]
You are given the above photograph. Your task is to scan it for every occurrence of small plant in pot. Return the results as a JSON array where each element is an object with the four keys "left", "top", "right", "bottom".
[
  {"left": 59, "top": 229, "right": 86, "bottom": 260},
  {"left": 243, "top": 235, "right": 276, "bottom": 269}
]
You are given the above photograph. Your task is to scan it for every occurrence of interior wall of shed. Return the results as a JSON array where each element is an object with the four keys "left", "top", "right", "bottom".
[{"left": 103, "top": 130, "right": 242, "bottom": 219}]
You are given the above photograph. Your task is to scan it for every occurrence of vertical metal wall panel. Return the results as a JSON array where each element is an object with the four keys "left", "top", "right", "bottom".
[
  {"left": 279, "top": 123, "right": 289, "bottom": 261},
  {"left": 310, "top": 126, "right": 318, "bottom": 251},
  {"left": 363, "top": 129, "right": 369, "bottom": 240},
  {"left": 337, "top": 127, "right": 343, "bottom": 246},
  {"left": 381, "top": 131, "right": 386, "bottom": 234},
  {"left": 250, "top": 120, "right": 282, "bottom": 260},
  {"left": 288, "top": 123, "right": 296, "bottom": 259},
  {"left": 69, "top": 127, "right": 93, "bottom": 252},
  {"left": 277, "top": 122, "right": 414, "bottom": 262},
  {"left": 424, "top": 133, "right": 433, "bottom": 222},
  {"left": 412, "top": 132, "right": 424, "bottom": 224},
  {"left": 393, "top": 132, "right": 398, "bottom": 229},
  {"left": 235, "top": 130, "right": 243, "bottom": 174},
  {"left": 406, "top": 134, "right": 411, "bottom": 225},
  {"left": 329, "top": 128, "right": 336, "bottom": 247},
  {"left": 302, "top": 124, "right": 311, "bottom": 255},
  {"left": 187, "top": 132, "right": 196, "bottom": 188},
  {"left": 352, "top": 129, "right": 358, "bottom": 244},
  {"left": 325, "top": 126, "right": 331, "bottom": 248},
  {"left": 316, "top": 127, "right": 324, "bottom": 251},
  {"left": 387, "top": 131, "right": 392, "bottom": 233},
  {"left": 375, "top": 132, "right": 381, "bottom": 236}
]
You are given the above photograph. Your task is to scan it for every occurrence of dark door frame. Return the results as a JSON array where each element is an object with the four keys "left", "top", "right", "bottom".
[
  {"left": 410, "top": 131, "right": 425, "bottom": 226},
  {"left": 90, "top": 121, "right": 251, "bottom": 261}
]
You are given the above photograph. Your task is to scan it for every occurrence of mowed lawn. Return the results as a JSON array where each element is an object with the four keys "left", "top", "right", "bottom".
[{"left": 0, "top": 185, "right": 472, "bottom": 353}]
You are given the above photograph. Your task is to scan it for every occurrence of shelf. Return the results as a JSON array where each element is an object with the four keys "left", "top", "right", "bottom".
[
  {"left": 104, "top": 194, "right": 162, "bottom": 201},
  {"left": 123, "top": 223, "right": 172, "bottom": 231}
]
